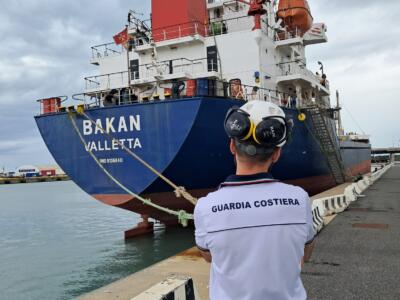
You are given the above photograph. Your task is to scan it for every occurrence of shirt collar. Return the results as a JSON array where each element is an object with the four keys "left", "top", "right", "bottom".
[{"left": 220, "top": 172, "right": 277, "bottom": 188}]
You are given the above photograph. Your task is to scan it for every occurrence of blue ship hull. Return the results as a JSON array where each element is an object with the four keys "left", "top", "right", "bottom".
[{"left": 35, "top": 97, "right": 371, "bottom": 224}]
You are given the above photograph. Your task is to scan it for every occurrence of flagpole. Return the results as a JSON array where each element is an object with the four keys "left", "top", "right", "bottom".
[{"left": 126, "top": 25, "right": 131, "bottom": 88}]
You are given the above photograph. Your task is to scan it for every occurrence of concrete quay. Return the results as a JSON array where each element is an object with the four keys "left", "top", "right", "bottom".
[
  {"left": 302, "top": 164, "right": 400, "bottom": 300},
  {"left": 0, "top": 175, "right": 69, "bottom": 185},
  {"left": 79, "top": 165, "right": 397, "bottom": 300}
]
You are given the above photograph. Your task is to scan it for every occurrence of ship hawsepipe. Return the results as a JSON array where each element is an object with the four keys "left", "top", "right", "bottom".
[{"left": 35, "top": 97, "right": 371, "bottom": 224}]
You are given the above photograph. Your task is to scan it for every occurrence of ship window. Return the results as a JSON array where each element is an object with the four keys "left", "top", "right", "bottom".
[
  {"left": 130, "top": 59, "right": 139, "bottom": 80},
  {"left": 215, "top": 8, "right": 221, "bottom": 19},
  {"left": 207, "top": 46, "right": 218, "bottom": 72}
]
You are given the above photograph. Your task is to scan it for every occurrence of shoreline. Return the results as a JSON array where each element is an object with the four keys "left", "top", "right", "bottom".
[{"left": 0, "top": 175, "right": 70, "bottom": 185}]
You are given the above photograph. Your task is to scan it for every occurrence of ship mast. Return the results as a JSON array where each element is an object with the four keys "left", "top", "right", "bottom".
[{"left": 336, "top": 90, "right": 344, "bottom": 136}]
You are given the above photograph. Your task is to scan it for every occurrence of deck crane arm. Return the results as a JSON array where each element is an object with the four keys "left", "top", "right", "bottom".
[{"left": 234, "top": 0, "right": 268, "bottom": 30}]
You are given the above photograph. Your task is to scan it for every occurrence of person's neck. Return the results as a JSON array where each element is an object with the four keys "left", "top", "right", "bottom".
[{"left": 235, "top": 161, "right": 272, "bottom": 176}]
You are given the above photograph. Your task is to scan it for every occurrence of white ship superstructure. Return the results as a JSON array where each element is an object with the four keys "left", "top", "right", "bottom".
[{"left": 83, "top": 0, "right": 330, "bottom": 108}]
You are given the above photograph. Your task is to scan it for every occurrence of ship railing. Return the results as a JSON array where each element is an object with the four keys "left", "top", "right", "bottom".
[
  {"left": 274, "top": 28, "right": 302, "bottom": 41},
  {"left": 137, "top": 57, "right": 220, "bottom": 80},
  {"left": 208, "top": 0, "right": 244, "bottom": 11},
  {"left": 85, "top": 71, "right": 129, "bottom": 92},
  {"left": 151, "top": 21, "right": 207, "bottom": 43},
  {"left": 128, "top": 17, "right": 151, "bottom": 33},
  {"left": 236, "top": 83, "right": 296, "bottom": 108},
  {"left": 85, "top": 56, "right": 220, "bottom": 91},
  {"left": 72, "top": 93, "right": 103, "bottom": 108},
  {"left": 277, "top": 60, "right": 307, "bottom": 76},
  {"left": 208, "top": 15, "right": 253, "bottom": 36},
  {"left": 73, "top": 89, "right": 141, "bottom": 107},
  {"left": 91, "top": 42, "right": 122, "bottom": 60},
  {"left": 131, "top": 15, "right": 255, "bottom": 47},
  {"left": 276, "top": 60, "right": 330, "bottom": 90},
  {"left": 74, "top": 79, "right": 293, "bottom": 109}
]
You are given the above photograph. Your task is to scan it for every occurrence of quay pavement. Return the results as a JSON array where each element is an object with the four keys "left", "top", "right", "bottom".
[{"left": 302, "top": 165, "right": 400, "bottom": 300}]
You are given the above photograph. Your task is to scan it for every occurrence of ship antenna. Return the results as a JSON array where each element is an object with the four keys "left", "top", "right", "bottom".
[{"left": 336, "top": 90, "right": 344, "bottom": 136}]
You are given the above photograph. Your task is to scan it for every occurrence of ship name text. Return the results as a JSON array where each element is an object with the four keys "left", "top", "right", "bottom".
[
  {"left": 82, "top": 115, "right": 142, "bottom": 152},
  {"left": 82, "top": 115, "right": 141, "bottom": 135}
]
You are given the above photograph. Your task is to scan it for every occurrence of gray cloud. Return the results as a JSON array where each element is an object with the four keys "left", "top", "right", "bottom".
[
  {"left": 307, "top": 0, "right": 400, "bottom": 148},
  {"left": 0, "top": 0, "right": 149, "bottom": 169}
]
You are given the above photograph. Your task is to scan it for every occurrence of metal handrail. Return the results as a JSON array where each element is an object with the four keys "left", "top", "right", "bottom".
[
  {"left": 41, "top": 78, "right": 301, "bottom": 113},
  {"left": 84, "top": 56, "right": 221, "bottom": 91},
  {"left": 93, "top": 15, "right": 261, "bottom": 54},
  {"left": 274, "top": 28, "right": 301, "bottom": 41},
  {"left": 276, "top": 60, "right": 330, "bottom": 91},
  {"left": 91, "top": 42, "right": 122, "bottom": 60},
  {"left": 85, "top": 71, "right": 129, "bottom": 91},
  {"left": 134, "top": 15, "right": 256, "bottom": 46}
]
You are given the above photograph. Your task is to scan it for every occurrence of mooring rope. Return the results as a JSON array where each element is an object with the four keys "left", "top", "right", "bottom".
[
  {"left": 67, "top": 111, "right": 193, "bottom": 226},
  {"left": 76, "top": 107, "right": 197, "bottom": 205}
]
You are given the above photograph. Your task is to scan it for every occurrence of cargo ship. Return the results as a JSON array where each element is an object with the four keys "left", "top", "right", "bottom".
[{"left": 35, "top": 0, "right": 371, "bottom": 236}]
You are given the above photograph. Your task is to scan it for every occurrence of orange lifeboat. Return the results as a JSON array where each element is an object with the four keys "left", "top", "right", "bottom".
[{"left": 277, "top": 0, "right": 313, "bottom": 36}]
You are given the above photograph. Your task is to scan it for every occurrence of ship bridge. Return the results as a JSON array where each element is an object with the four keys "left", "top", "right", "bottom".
[{"left": 275, "top": 60, "right": 330, "bottom": 96}]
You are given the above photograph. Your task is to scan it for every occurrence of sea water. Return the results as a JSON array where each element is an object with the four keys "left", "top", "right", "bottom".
[{"left": 0, "top": 181, "right": 194, "bottom": 300}]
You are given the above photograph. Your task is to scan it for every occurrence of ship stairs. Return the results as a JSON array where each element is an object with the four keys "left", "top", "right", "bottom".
[{"left": 306, "top": 105, "right": 347, "bottom": 184}]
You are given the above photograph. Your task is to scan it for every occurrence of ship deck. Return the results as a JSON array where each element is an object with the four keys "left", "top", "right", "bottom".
[{"left": 78, "top": 165, "right": 399, "bottom": 300}]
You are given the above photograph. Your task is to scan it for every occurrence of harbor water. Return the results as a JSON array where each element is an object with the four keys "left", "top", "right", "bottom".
[{"left": 0, "top": 181, "right": 195, "bottom": 300}]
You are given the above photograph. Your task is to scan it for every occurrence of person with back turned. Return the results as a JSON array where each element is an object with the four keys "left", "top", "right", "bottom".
[{"left": 194, "top": 100, "right": 316, "bottom": 300}]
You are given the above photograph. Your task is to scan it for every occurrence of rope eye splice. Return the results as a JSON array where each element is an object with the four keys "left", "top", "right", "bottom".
[{"left": 67, "top": 111, "right": 194, "bottom": 228}]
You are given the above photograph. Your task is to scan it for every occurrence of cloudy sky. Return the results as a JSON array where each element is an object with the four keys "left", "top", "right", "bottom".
[{"left": 0, "top": 0, "right": 399, "bottom": 170}]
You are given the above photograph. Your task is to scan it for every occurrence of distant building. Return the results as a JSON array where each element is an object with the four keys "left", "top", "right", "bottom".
[
  {"left": 36, "top": 165, "right": 65, "bottom": 176},
  {"left": 16, "top": 165, "right": 40, "bottom": 177},
  {"left": 15, "top": 164, "right": 65, "bottom": 177}
]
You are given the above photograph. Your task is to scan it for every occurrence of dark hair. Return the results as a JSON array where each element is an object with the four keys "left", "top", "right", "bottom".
[{"left": 234, "top": 140, "right": 276, "bottom": 163}]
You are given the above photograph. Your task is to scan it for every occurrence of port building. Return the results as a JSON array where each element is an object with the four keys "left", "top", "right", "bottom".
[{"left": 16, "top": 165, "right": 65, "bottom": 177}]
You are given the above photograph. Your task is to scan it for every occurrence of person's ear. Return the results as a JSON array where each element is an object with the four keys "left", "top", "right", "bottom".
[
  {"left": 230, "top": 139, "right": 236, "bottom": 155},
  {"left": 271, "top": 148, "right": 282, "bottom": 164}
]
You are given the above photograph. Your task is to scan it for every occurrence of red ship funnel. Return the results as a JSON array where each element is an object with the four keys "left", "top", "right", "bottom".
[{"left": 152, "top": 0, "right": 208, "bottom": 42}]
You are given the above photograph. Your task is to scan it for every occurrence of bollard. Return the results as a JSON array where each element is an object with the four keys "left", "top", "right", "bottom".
[{"left": 131, "top": 275, "right": 200, "bottom": 300}]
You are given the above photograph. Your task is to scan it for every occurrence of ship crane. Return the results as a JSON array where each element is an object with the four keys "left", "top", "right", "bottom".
[{"left": 235, "top": 0, "right": 269, "bottom": 30}]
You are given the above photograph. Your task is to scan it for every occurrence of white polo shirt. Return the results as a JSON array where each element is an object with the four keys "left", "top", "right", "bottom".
[{"left": 194, "top": 173, "right": 315, "bottom": 300}]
